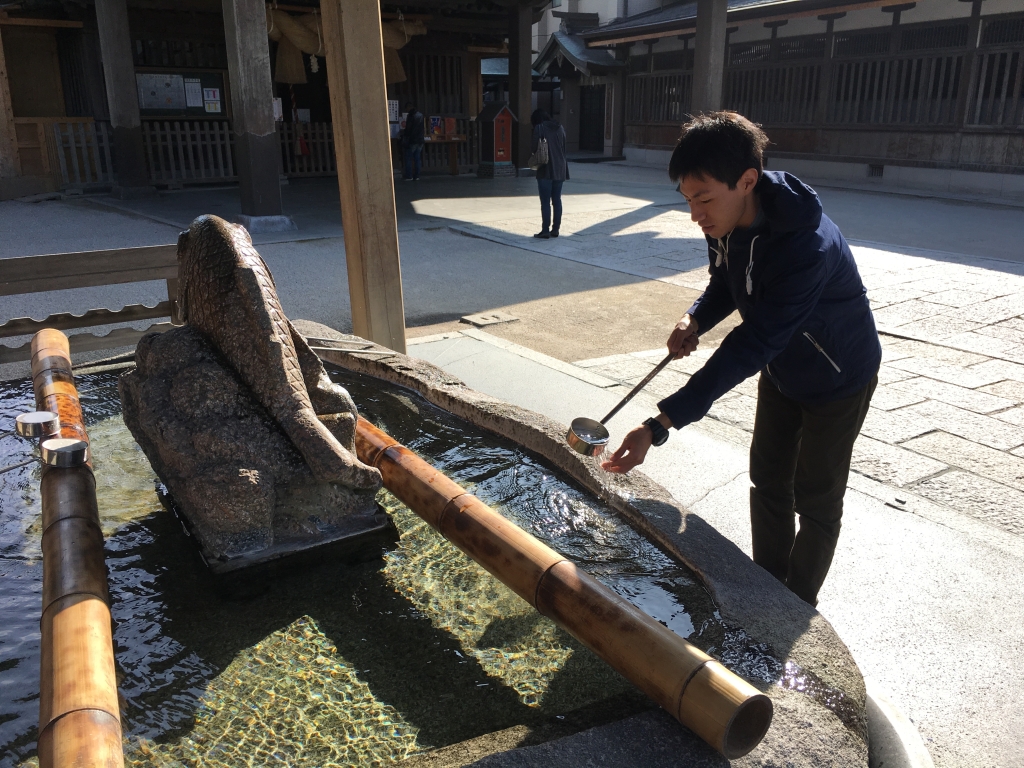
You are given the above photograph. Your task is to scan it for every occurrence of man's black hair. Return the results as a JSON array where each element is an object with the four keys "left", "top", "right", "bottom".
[
  {"left": 531, "top": 109, "right": 551, "bottom": 127},
  {"left": 668, "top": 111, "right": 769, "bottom": 188}
]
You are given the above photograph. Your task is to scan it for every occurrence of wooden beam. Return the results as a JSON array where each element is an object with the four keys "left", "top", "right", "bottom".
[
  {"left": 0, "top": 244, "right": 177, "bottom": 296},
  {"left": 508, "top": 5, "right": 532, "bottom": 169},
  {"left": 223, "top": 0, "right": 283, "bottom": 217},
  {"left": 0, "top": 303, "right": 174, "bottom": 339},
  {"left": 0, "top": 324, "right": 174, "bottom": 365},
  {"left": 585, "top": 0, "right": 902, "bottom": 46},
  {"left": 320, "top": 0, "right": 406, "bottom": 354},
  {"left": 96, "top": 0, "right": 152, "bottom": 192},
  {"left": 0, "top": 22, "right": 19, "bottom": 178},
  {"left": 692, "top": 0, "right": 728, "bottom": 114},
  {"left": 0, "top": 18, "right": 84, "bottom": 28}
]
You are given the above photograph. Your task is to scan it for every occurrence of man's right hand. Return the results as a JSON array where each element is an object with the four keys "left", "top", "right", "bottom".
[{"left": 667, "top": 314, "right": 699, "bottom": 360}]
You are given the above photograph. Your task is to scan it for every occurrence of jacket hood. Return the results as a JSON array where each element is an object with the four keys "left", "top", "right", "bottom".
[
  {"left": 541, "top": 118, "right": 561, "bottom": 130},
  {"left": 757, "top": 171, "right": 822, "bottom": 234}
]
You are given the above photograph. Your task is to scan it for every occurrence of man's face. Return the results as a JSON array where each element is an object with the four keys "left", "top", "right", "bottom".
[{"left": 678, "top": 169, "right": 758, "bottom": 239}]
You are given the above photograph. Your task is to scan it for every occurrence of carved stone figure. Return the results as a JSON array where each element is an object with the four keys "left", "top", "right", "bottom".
[
  {"left": 120, "top": 215, "right": 384, "bottom": 565},
  {"left": 177, "top": 215, "right": 380, "bottom": 489}
]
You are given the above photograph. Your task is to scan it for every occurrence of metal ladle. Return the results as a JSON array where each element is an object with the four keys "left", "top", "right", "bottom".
[{"left": 566, "top": 352, "right": 674, "bottom": 457}]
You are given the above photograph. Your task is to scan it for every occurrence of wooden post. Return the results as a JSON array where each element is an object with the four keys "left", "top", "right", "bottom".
[
  {"left": 954, "top": 0, "right": 984, "bottom": 128},
  {"left": 222, "top": 0, "right": 291, "bottom": 228},
  {"left": 0, "top": 27, "right": 21, "bottom": 179},
  {"left": 508, "top": 3, "right": 533, "bottom": 170},
  {"left": 814, "top": 13, "right": 843, "bottom": 126},
  {"left": 691, "top": 0, "right": 728, "bottom": 114},
  {"left": 94, "top": 0, "right": 152, "bottom": 196},
  {"left": 765, "top": 20, "right": 786, "bottom": 63},
  {"left": 320, "top": 0, "right": 407, "bottom": 354}
]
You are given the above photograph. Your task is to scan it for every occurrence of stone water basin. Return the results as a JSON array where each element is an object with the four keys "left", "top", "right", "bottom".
[{"left": 0, "top": 349, "right": 867, "bottom": 767}]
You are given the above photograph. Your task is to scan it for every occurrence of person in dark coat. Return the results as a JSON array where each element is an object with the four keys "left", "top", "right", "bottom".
[
  {"left": 602, "top": 112, "right": 881, "bottom": 607},
  {"left": 402, "top": 102, "right": 424, "bottom": 181},
  {"left": 530, "top": 109, "right": 569, "bottom": 239}
]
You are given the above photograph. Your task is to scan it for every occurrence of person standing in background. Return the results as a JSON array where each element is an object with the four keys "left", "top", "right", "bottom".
[
  {"left": 402, "top": 102, "right": 425, "bottom": 181},
  {"left": 531, "top": 109, "right": 569, "bottom": 239}
]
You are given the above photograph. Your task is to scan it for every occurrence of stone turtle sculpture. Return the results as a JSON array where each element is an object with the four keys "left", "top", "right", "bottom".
[{"left": 120, "top": 215, "right": 385, "bottom": 563}]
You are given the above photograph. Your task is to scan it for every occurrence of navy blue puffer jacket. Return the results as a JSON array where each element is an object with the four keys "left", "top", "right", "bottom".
[{"left": 658, "top": 171, "right": 881, "bottom": 429}]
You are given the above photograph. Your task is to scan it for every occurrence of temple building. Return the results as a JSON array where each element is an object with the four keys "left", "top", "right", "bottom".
[
  {"left": 1, "top": 0, "right": 1020, "bottom": 204},
  {"left": 533, "top": 0, "right": 1023, "bottom": 194}
]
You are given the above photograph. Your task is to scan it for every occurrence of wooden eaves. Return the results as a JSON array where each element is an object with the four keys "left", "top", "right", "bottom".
[{"left": 584, "top": 0, "right": 910, "bottom": 46}]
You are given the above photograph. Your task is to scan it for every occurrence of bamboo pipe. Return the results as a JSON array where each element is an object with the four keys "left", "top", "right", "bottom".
[
  {"left": 355, "top": 418, "right": 773, "bottom": 758},
  {"left": 31, "top": 329, "right": 123, "bottom": 768}
]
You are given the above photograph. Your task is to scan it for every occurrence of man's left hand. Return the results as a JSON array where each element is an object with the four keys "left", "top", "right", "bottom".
[{"left": 601, "top": 425, "right": 653, "bottom": 474}]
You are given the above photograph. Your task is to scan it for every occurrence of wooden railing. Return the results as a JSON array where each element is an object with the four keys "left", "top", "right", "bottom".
[
  {"left": 969, "top": 47, "right": 1024, "bottom": 127},
  {"left": 278, "top": 121, "right": 336, "bottom": 176},
  {"left": 52, "top": 121, "right": 115, "bottom": 187},
  {"left": 0, "top": 245, "right": 179, "bottom": 364},
  {"left": 726, "top": 63, "right": 820, "bottom": 126},
  {"left": 44, "top": 115, "right": 480, "bottom": 191},
  {"left": 142, "top": 120, "right": 235, "bottom": 183},
  {"left": 825, "top": 53, "right": 963, "bottom": 126},
  {"left": 625, "top": 11, "right": 1024, "bottom": 138}
]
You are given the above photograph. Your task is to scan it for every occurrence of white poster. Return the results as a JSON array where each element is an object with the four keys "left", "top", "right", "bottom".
[
  {"left": 184, "top": 78, "right": 203, "bottom": 108},
  {"left": 136, "top": 73, "right": 186, "bottom": 110},
  {"left": 203, "top": 87, "right": 222, "bottom": 113},
  {"left": 388, "top": 99, "right": 400, "bottom": 121}
]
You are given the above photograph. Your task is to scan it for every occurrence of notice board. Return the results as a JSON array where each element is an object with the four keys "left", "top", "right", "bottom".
[{"left": 136, "top": 72, "right": 227, "bottom": 117}]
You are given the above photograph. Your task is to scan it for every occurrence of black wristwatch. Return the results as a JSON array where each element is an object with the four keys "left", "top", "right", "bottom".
[{"left": 643, "top": 417, "right": 669, "bottom": 446}]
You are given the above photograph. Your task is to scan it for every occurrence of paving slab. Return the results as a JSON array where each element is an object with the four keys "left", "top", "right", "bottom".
[
  {"left": 851, "top": 437, "right": 947, "bottom": 488},
  {"left": 903, "top": 431, "right": 1024, "bottom": 492},
  {"left": 888, "top": 376, "right": 1015, "bottom": 414},
  {"left": 902, "top": 400, "right": 1024, "bottom": 451},
  {"left": 913, "top": 470, "right": 1024, "bottom": 536},
  {"left": 859, "top": 407, "right": 935, "bottom": 445},
  {"left": 979, "top": 379, "right": 1024, "bottom": 402},
  {"left": 995, "top": 406, "right": 1024, "bottom": 426},
  {"left": 886, "top": 357, "right": 1006, "bottom": 388}
]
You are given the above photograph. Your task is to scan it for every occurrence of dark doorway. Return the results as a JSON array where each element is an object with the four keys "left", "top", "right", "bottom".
[{"left": 579, "top": 84, "right": 605, "bottom": 152}]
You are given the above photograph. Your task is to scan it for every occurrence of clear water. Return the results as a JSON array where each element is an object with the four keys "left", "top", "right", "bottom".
[{"left": 0, "top": 365, "right": 844, "bottom": 767}]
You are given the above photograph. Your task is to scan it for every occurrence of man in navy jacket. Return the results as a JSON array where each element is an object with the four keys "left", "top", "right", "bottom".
[{"left": 603, "top": 112, "right": 881, "bottom": 606}]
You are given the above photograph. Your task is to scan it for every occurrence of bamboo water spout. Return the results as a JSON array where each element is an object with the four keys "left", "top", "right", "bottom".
[
  {"left": 354, "top": 418, "right": 773, "bottom": 759},
  {"left": 31, "top": 329, "right": 123, "bottom": 768}
]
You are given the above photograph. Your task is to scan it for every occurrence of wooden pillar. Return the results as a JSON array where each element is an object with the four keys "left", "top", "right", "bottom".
[
  {"left": 0, "top": 26, "right": 19, "bottom": 179},
  {"left": 95, "top": 0, "right": 153, "bottom": 196},
  {"left": 882, "top": 3, "right": 915, "bottom": 54},
  {"left": 765, "top": 20, "right": 786, "bottom": 63},
  {"left": 610, "top": 70, "right": 627, "bottom": 158},
  {"left": 508, "top": 3, "right": 533, "bottom": 170},
  {"left": 955, "top": 0, "right": 984, "bottom": 127},
  {"left": 691, "top": 0, "right": 728, "bottom": 114},
  {"left": 814, "top": 13, "right": 843, "bottom": 126},
  {"left": 222, "top": 0, "right": 291, "bottom": 228},
  {"left": 321, "top": 0, "right": 407, "bottom": 354}
]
